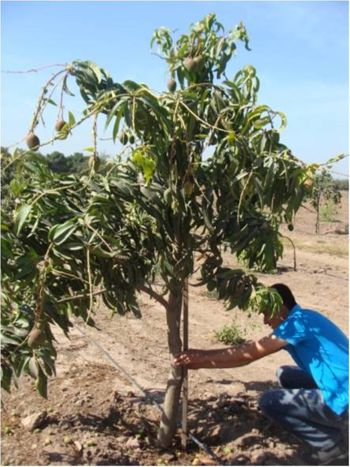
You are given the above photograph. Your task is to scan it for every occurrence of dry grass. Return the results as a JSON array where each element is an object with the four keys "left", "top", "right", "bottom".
[{"left": 282, "top": 237, "right": 348, "bottom": 257}]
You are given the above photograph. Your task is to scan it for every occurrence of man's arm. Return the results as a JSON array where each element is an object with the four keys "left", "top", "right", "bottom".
[{"left": 173, "top": 334, "right": 287, "bottom": 369}]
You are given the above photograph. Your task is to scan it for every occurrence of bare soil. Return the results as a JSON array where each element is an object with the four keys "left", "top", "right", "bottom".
[{"left": 1, "top": 193, "right": 348, "bottom": 466}]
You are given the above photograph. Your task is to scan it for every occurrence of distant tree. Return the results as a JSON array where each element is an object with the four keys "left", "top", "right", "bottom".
[
  {"left": 310, "top": 169, "right": 342, "bottom": 234},
  {"left": 67, "top": 152, "right": 89, "bottom": 173},
  {"left": 333, "top": 178, "right": 349, "bottom": 191},
  {"left": 46, "top": 151, "right": 71, "bottom": 173},
  {"left": 46, "top": 151, "right": 91, "bottom": 174}
]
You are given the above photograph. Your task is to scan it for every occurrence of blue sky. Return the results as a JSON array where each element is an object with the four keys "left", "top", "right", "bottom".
[{"left": 1, "top": 1, "right": 349, "bottom": 175}]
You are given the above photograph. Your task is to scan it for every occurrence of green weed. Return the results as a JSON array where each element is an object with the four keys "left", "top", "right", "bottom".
[{"left": 214, "top": 323, "right": 246, "bottom": 345}]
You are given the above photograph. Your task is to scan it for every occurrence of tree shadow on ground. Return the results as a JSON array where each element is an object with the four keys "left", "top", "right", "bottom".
[
  {"left": 183, "top": 389, "right": 308, "bottom": 465},
  {"left": 242, "top": 380, "right": 280, "bottom": 391},
  {"left": 186, "top": 391, "right": 265, "bottom": 444},
  {"left": 136, "top": 383, "right": 308, "bottom": 464},
  {"left": 42, "top": 385, "right": 308, "bottom": 465}
]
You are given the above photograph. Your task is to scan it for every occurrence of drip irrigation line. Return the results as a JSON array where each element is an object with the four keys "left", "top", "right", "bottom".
[
  {"left": 299, "top": 268, "right": 349, "bottom": 282},
  {"left": 296, "top": 227, "right": 349, "bottom": 237},
  {"left": 289, "top": 227, "right": 348, "bottom": 237},
  {"left": 74, "top": 324, "right": 225, "bottom": 465},
  {"left": 275, "top": 262, "right": 348, "bottom": 282},
  {"left": 75, "top": 324, "right": 163, "bottom": 412},
  {"left": 181, "top": 278, "right": 189, "bottom": 449}
]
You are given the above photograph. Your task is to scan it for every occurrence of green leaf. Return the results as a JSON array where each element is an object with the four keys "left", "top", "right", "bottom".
[
  {"left": 10, "top": 178, "right": 26, "bottom": 197},
  {"left": 202, "top": 207, "right": 214, "bottom": 234},
  {"left": 1, "top": 366, "right": 12, "bottom": 392},
  {"left": 275, "top": 111, "right": 287, "bottom": 132},
  {"left": 62, "top": 75, "right": 75, "bottom": 96},
  {"left": 253, "top": 117, "right": 271, "bottom": 130},
  {"left": 27, "top": 357, "right": 39, "bottom": 378},
  {"left": 47, "top": 99, "right": 57, "bottom": 106},
  {"left": 105, "top": 98, "right": 126, "bottom": 129},
  {"left": 36, "top": 367, "right": 48, "bottom": 398},
  {"left": 49, "top": 219, "right": 77, "bottom": 245},
  {"left": 89, "top": 63, "right": 103, "bottom": 83},
  {"left": 123, "top": 80, "right": 141, "bottom": 92},
  {"left": 325, "top": 153, "right": 346, "bottom": 166},
  {"left": 132, "top": 148, "right": 156, "bottom": 185},
  {"left": 235, "top": 171, "right": 249, "bottom": 181},
  {"left": 62, "top": 241, "right": 84, "bottom": 251},
  {"left": 1, "top": 237, "right": 13, "bottom": 259},
  {"left": 68, "top": 111, "right": 76, "bottom": 127},
  {"left": 1, "top": 334, "right": 20, "bottom": 345},
  {"left": 14, "top": 204, "right": 32, "bottom": 235}
]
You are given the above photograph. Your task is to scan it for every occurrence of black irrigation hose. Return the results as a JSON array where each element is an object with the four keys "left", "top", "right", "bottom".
[
  {"left": 276, "top": 263, "right": 348, "bottom": 282},
  {"left": 300, "top": 268, "right": 349, "bottom": 282},
  {"left": 74, "top": 324, "right": 225, "bottom": 465}
]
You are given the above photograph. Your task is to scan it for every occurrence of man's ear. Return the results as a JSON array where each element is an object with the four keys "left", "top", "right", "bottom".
[{"left": 281, "top": 304, "right": 289, "bottom": 318}]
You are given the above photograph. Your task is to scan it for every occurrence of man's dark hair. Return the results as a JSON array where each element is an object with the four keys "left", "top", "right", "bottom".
[{"left": 271, "top": 283, "right": 297, "bottom": 311}]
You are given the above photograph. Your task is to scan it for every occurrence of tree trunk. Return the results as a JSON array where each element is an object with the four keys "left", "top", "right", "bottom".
[
  {"left": 157, "top": 288, "right": 184, "bottom": 448},
  {"left": 315, "top": 196, "right": 321, "bottom": 234},
  {"left": 316, "top": 206, "right": 320, "bottom": 234}
]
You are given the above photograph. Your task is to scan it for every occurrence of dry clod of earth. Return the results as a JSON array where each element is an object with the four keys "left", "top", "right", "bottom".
[{"left": 21, "top": 411, "right": 49, "bottom": 431}]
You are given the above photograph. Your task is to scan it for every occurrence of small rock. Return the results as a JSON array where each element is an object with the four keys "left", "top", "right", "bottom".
[
  {"left": 211, "top": 426, "right": 221, "bottom": 438},
  {"left": 195, "top": 454, "right": 218, "bottom": 465},
  {"left": 74, "top": 441, "right": 83, "bottom": 452},
  {"left": 63, "top": 435, "right": 73, "bottom": 445},
  {"left": 125, "top": 437, "right": 140, "bottom": 449},
  {"left": 115, "top": 435, "right": 128, "bottom": 443},
  {"left": 21, "top": 411, "right": 48, "bottom": 431},
  {"left": 284, "top": 448, "right": 294, "bottom": 456},
  {"left": 74, "top": 399, "right": 84, "bottom": 406}
]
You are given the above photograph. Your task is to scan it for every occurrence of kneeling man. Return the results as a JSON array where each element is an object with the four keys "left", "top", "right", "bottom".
[{"left": 174, "top": 283, "right": 349, "bottom": 465}]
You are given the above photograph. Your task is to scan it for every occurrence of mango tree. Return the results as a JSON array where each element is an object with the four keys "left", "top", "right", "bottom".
[
  {"left": 1, "top": 14, "right": 314, "bottom": 448},
  {"left": 309, "top": 168, "right": 341, "bottom": 233}
]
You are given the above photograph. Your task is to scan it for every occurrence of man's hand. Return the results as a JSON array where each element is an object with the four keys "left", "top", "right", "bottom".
[
  {"left": 173, "top": 335, "right": 286, "bottom": 370},
  {"left": 173, "top": 349, "right": 207, "bottom": 369}
]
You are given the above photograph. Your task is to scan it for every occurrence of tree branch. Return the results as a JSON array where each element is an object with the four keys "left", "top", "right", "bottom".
[
  {"left": 139, "top": 284, "right": 168, "bottom": 309},
  {"left": 57, "top": 288, "right": 107, "bottom": 304}
]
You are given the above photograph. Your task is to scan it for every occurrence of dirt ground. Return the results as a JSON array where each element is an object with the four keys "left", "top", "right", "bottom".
[{"left": 1, "top": 193, "right": 349, "bottom": 466}]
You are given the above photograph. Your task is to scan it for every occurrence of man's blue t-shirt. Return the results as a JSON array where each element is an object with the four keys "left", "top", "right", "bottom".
[{"left": 273, "top": 304, "right": 349, "bottom": 415}]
